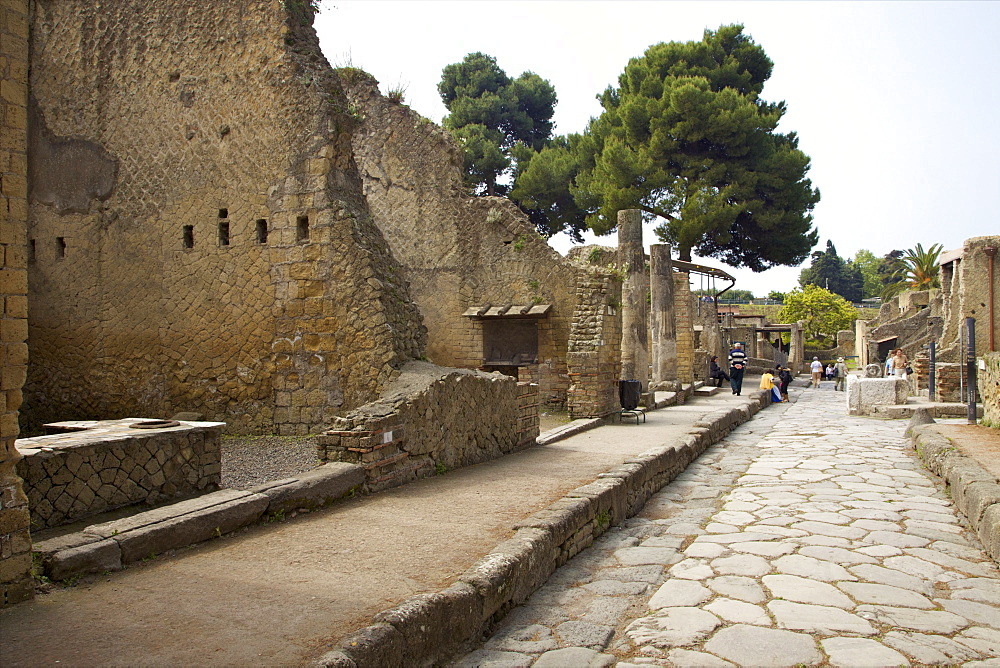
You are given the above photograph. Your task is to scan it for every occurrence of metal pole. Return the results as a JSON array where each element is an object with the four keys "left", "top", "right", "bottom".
[
  {"left": 966, "top": 317, "right": 977, "bottom": 424},
  {"left": 928, "top": 341, "right": 936, "bottom": 402}
]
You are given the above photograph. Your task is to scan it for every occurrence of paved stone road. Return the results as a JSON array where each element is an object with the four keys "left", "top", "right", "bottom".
[{"left": 454, "top": 383, "right": 1000, "bottom": 667}]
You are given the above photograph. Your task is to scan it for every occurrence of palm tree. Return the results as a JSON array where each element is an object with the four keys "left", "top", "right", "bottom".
[{"left": 881, "top": 243, "right": 943, "bottom": 298}]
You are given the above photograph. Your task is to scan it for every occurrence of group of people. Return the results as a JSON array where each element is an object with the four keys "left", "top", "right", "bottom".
[
  {"left": 810, "top": 356, "right": 849, "bottom": 390},
  {"left": 711, "top": 343, "right": 862, "bottom": 402},
  {"left": 709, "top": 342, "right": 793, "bottom": 402}
]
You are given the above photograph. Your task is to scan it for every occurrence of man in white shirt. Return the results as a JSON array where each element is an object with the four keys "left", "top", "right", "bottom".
[{"left": 810, "top": 356, "right": 823, "bottom": 388}]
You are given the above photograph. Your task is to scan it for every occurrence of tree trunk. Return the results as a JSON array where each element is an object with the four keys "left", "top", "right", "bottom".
[{"left": 679, "top": 246, "right": 693, "bottom": 262}]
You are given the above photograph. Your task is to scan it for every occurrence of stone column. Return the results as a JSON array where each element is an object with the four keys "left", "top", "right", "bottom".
[
  {"left": 674, "top": 273, "right": 694, "bottom": 384},
  {"left": 855, "top": 318, "right": 869, "bottom": 367},
  {"left": 0, "top": 0, "right": 33, "bottom": 607},
  {"left": 649, "top": 244, "right": 676, "bottom": 389},
  {"left": 790, "top": 321, "right": 805, "bottom": 374},
  {"left": 756, "top": 332, "right": 771, "bottom": 359},
  {"left": 618, "top": 210, "right": 648, "bottom": 389}
]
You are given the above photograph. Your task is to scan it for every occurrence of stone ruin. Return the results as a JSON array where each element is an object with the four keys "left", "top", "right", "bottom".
[
  {"left": 0, "top": 0, "right": 748, "bottom": 605},
  {"left": 852, "top": 235, "right": 999, "bottom": 403}
]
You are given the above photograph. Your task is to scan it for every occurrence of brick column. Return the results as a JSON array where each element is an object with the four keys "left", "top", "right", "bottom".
[
  {"left": 617, "top": 210, "right": 648, "bottom": 389},
  {"left": 649, "top": 244, "right": 676, "bottom": 389},
  {"left": 673, "top": 272, "right": 694, "bottom": 384},
  {"left": 1, "top": 0, "right": 33, "bottom": 606}
]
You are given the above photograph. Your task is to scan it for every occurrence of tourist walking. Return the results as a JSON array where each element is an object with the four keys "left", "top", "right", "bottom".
[
  {"left": 891, "top": 348, "right": 909, "bottom": 379},
  {"left": 728, "top": 342, "right": 746, "bottom": 396},
  {"left": 834, "top": 356, "right": 848, "bottom": 391},
  {"left": 810, "top": 356, "right": 823, "bottom": 388},
  {"left": 709, "top": 356, "right": 729, "bottom": 387}
]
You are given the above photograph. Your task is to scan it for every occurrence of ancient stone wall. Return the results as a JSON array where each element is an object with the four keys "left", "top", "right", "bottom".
[
  {"left": 566, "top": 272, "right": 622, "bottom": 418},
  {"left": 981, "top": 352, "right": 1000, "bottom": 428},
  {"left": 317, "top": 361, "right": 534, "bottom": 491},
  {"left": 338, "top": 75, "right": 577, "bottom": 406},
  {"left": 940, "top": 236, "right": 999, "bottom": 362},
  {"left": 15, "top": 420, "right": 222, "bottom": 530},
  {"left": 23, "top": 1, "right": 424, "bottom": 434},
  {"left": 0, "top": 0, "right": 32, "bottom": 606}
]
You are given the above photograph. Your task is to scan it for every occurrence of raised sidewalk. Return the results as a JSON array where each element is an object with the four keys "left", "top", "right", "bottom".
[{"left": 0, "top": 385, "right": 774, "bottom": 667}]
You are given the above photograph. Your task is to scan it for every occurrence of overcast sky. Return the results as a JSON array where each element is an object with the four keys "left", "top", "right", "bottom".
[{"left": 315, "top": 1, "right": 999, "bottom": 298}]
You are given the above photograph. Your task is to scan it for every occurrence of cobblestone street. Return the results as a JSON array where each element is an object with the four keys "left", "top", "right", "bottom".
[{"left": 455, "top": 383, "right": 1000, "bottom": 667}]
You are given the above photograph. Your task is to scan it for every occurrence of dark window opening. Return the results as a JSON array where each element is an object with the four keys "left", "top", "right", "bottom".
[
  {"left": 256, "top": 219, "right": 268, "bottom": 244},
  {"left": 218, "top": 221, "right": 230, "bottom": 246},
  {"left": 482, "top": 319, "right": 539, "bottom": 367},
  {"left": 296, "top": 215, "right": 309, "bottom": 242},
  {"left": 183, "top": 225, "right": 194, "bottom": 249},
  {"left": 218, "top": 208, "right": 228, "bottom": 219},
  {"left": 28, "top": 239, "right": 35, "bottom": 263},
  {"left": 56, "top": 237, "right": 66, "bottom": 258}
]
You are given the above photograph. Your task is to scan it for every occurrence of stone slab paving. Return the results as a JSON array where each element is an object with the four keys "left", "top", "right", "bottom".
[{"left": 452, "top": 384, "right": 1000, "bottom": 667}]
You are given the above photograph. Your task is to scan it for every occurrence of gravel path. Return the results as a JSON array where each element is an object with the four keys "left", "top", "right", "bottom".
[{"left": 220, "top": 434, "right": 321, "bottom": 489}]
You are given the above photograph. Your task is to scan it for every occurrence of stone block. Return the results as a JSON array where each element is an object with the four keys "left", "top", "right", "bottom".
[
  {"left": 513, "top": 496, "right": 592, "bottom": 547},
  {"left": 566, "top": 477, "right": 629, "bottom": 526},
  {"left": 336, "top": 622, "right": 406, "bottom": 668},
  {"left": 961, "top": 482, "right": 1000, "bottom": 530},
  {"left": 459, "top": 527, "right": 555, "bottom": 620},
  {"left": 849, "top": 377, "right": 910, "bottom": 416},
  {"left": 373, "top": 582, "right": 483, "bottom": 664},
  {"left": 251, "top": 462, "right": 364, "bottom": 516},
  {"left": 87, "top": 489, "right": 268, "bottom": 563},
  {"left": 979, "top": 504, "right": 1000, "bottom": 563},
  {"left": 44, "top": 538, "right": 122, "bottom": 581}
]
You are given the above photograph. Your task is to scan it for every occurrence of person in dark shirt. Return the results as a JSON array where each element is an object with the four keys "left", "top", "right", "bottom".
[
  {"left": 710, "top": 356, "right": 730, "bottom": 387},
  {"left": 728, "top": 342, "right": 747, "bottom": 395},
  {"left": 777, "top": 364, "right": 793, "bottom": 401}
]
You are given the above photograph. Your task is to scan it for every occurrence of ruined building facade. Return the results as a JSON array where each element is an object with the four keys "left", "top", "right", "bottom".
[
  {"left": 23, "top": 0, "right": 428, "bottom": 435},
  {"left": 3, "top": 0, "right": 619, "bottom": 601}
]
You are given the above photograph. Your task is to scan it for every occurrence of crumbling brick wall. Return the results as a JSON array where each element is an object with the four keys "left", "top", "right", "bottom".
[
  {"left": 24, "top": 0, "right": 425, "bottom": 434},
  {"left": 0, "top": 0, "right": 33, "bottom": 607},
  {"left": 339, "top": 75, "right": 578, "bottom": 407}
]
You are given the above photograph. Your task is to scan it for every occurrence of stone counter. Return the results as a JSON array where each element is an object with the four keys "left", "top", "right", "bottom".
[{"left": 15, "top": 419, "right": 223, "bottom": 530}]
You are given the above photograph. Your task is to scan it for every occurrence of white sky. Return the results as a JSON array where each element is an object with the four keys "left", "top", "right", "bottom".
[{"left": 315, "top": 1, "right": 999, "bottom": 297}]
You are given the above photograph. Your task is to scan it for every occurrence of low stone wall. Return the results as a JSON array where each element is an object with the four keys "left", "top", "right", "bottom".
[
  {"left": 318, "top": 390, "right": 773, "bottom": 667},
  {"left": 15, "top": 420, "right": 223, "bottom": 530},
  {"left": 318, "top": 362, "right": 537, "bottom": 492},
  {"left": 847, "top": 376, "right": 909, "bottom": 416},
  {"left": 910, "top": 425, "right": 1000, "bottom": 564},
  {"left": 981, "top": 352, "right": 999, "bottom": 428}
]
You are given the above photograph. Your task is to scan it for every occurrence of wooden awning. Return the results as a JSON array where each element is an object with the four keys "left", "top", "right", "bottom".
[{"left": 462, "top": 304, "right": 552, "bottom": 318}]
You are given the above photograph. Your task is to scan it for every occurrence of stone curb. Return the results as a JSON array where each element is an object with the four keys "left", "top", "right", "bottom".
[
  {"left": 316, "top": 390, "right": 773, "bottom": 667},
  {"left": 536, "top": 418, "right": 603, "bottom": 446},
  {"left": 910, "top": 425, "right": 1000, "bottom": 564},
  {"left": 34, "top": 463, "right": 364, "bottom": 580}
]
